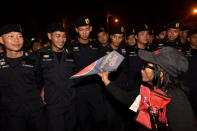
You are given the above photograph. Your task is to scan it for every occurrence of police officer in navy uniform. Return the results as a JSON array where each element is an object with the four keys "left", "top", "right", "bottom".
[
  {"left": 147, "top": 28, "right": 156, "bottom": 51},
  {"left": 125, "top": 28, "right": 136, "bottom": 49},
  {"left": 69, "top": 16, "right": 104, "bottom": 131},
  {"left": 37, "top": 22, "right": 76, "bottom": 131},
  {"left": 100, "top": 26, "right": 127, "bottom": 57},
  {"left": 126, "top": 24, "right": 150, "bottom": 91},
  {"left": 0, "top": 24, "right": 46, "bottom": 131},
  {"left": 181, "top": 29, "right": 197, "bottom": 119},
  {"left": 99, "top": 25, "right": 128, "bottom": 131},
  {"left": 124, "top": 24, "right": 151, "bottom": 130},
  {"left": 94, "top": 26, "right": 109, "bottom": 47},
  {"left": 154, "top": 26, "right": 167, "bottom": 50},
  {"left": 164, "top": 22, "right": 183, "bottom": 49},
  {"left": 179, "top": 25, "right": 191, "bottom": 47}
]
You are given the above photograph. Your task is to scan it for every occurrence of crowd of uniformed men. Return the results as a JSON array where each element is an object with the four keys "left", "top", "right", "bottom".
[{"left": 0, "top": 15, "right": 197, "bottom": 131}]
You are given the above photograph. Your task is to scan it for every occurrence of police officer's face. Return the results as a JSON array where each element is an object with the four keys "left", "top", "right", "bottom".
[
  {"left": 148, "top": 35, "right": 154, "bottom": 44},
  {"left": 110, "top": 34, "right": 124, "bottom": 47},
  {"left": 48, "top": 31, "right": 66, "bottom": 50},
  {"left": 189, "top": 34, "right": 197, "bottom": 48},
  {"left": 97, "top": 32, "right": 109, "bottom": 45},
  {"left": 0, "top": 32, "right": 24, "bottom": 52},
  {"left": 32, "top": 42, "right": 42, "bottom": 52},
  {"left": 126, "top": 35, "right": 136, "bottom": 46},
  {"left": 141, "top": 63, "right": 154, "bottom": 85},
  {"left": 167, "top": 28, "right": 180, "bottom": 41},
  {"left": 75, "top": 25, "right": 92, "bottom": 40},
  {"left": 157, "top": 31, "right": 166, "bottom": 40},
  {"left": 136, "top": 31, "right": 149, "bottom": 44},
  {"left": 180, "top": 30, "right": 189, "bottom": 40}
]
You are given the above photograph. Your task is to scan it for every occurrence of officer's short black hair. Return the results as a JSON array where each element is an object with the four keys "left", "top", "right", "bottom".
[
  {"left": 155, "top": 27, "right": 166, "bottom": 35},
  {"left": 126, "top": 28, "right": 135, "bottom": 38},
  {"left": 0, "top": 24, "right": 22, "bottom": 36},
  {"left": 109, "top": 26, "right": 125, "bottom": 35},
  {"left": 95, "top": 27, "right": 106, "bottom": 36},
  {"left": 74, "top": 16, "right": 91, "bottom": 28},
  {"left": 47, "top": 22, "right": 65, "bottom": 33},
  {"left": 188, "top": 29, "right": 197, "bottom": 37}
]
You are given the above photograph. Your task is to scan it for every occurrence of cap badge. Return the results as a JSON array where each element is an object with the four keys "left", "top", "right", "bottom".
[
  {"left": 85, "top": 18, "right": 90, "bottom": 25},
  {"left": 176, "top": 23, "right": 180, "bottom": 28},
  {"left": 145, "top": 24, "right": 148, "bottom": 29},
  {"left": 121, "top": 26, "right": 124, "bottom": 33},
  {"left": 132, "top": 29, "right": 135, "bottom": 33}
]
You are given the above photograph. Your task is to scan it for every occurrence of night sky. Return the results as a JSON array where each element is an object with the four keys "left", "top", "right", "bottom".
[{"left": 1, "top": 0, "right": 197, "bottom": 36}]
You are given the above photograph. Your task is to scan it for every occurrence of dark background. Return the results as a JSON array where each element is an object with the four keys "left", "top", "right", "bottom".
[{"left": 1, "top": 0, "right": 197, "bottom": 37}]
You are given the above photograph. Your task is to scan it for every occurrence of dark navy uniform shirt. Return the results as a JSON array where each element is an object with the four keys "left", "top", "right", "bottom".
[
  {"left": 36, "top": 46, "right": 76, "bottom": 108},
  {"left": 99, "top": 44, "right": 127, "bottom": 89},
  {"left": 0, "top": 52, "right": 43, "bottom": 115},
  {"left": 68, "top": 40, "right": 101, "bottom": 89},
  {"left": 125, "top": 45, "right": 149, "bottom": 91}
]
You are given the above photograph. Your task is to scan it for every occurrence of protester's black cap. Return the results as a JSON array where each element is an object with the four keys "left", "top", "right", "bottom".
[
  {"left": 74, "top": 16, "right": 91, "bottom": 27},
  {"left": 135, "top": 24, "right": 149, "bottom": 34},
  {"left": 181, "top": 25, "right": 191, "bottom": 31},
  {"left": 47, "top": 22, "right": 65, "bottom": 33},
  {"left": 188, "top": 29, "right": 197, "bottom": 37},
  {"left": 138, "top": 46, "right": 188, "bottom": 77},
  {"left": 126, "top": 28, "right": 135, "bottom": 37},
  {"left": 167, "top": 22, "right": 182, "bottom": 29},
  {"left": 110, "top": 26, "right": 125, "bottom": 34},
  {"left": 95, "top": 27, "right": 106, "bottom": 35},
  {"left": 0, "top": 24, "right": 22, "bottom": 36}
]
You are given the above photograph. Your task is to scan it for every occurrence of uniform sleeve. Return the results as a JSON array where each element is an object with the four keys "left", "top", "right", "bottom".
[
  {"left": 167, "top": 88, "right": 197, "bottom": 131},
  {"left": 106, "top": 82, "right": 139, "bottom": 106}
]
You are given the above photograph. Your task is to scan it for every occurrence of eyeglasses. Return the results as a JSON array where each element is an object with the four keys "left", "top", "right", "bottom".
[{"left": 142, "top": 64, "right": 155, "bottom": 70}]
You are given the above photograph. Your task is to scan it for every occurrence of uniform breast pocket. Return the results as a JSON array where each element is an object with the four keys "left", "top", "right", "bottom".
[
  {"left": 63, "top": 61, "right": 75, "bottom": 75},
  {"left": 21, "top": 65, "right": 36, "bottom": 76},
  {"left": 41, "top": 61, "right": 55, "bottom": 71}
]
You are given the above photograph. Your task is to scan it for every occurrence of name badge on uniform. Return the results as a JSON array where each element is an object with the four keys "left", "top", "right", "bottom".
[
  {"left": 121, "top": 49, "right": 126, "bottom": 55},
  {"left": 42, "top": 54, "right": 53, "bottom": 61},
  {"left": 158, "top": 43, "right": 164, "bottom": 47},
  {"left": 21, "top": 60, "right": 34, "bottom": 68},
  {"left": 22, "top": 64, "right": 34, "bottom": 68},
  {"left": 43, "top": 55, "right": 50, "bottom": 59},
  {"left": 186, "top": 51, "right": 192, "bottom": 57},
  {"left": 0, "top": 65, "right": 9, "bottom": 68},
  {"left": 73, "top": 47, "right": 79, "bottom": 51},
  {"left": 0, "top": 61, "right": 6, "bottom": 66},
  {"left": 65, "top": 58, "right": 74, "bottom": 62},
  {"left": 129, "top": 51, "right": 137, "bottom": 56}
]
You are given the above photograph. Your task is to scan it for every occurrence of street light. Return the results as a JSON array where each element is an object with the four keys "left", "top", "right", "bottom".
[
  {"left": 193, "top": 8, "right": 197, "bottom": 14},
  {"left": 114, "top": 18, "right": 119, "bottom": 23},
  {"left": 106, "top": 11, "right": 120, "bottom": 32}
]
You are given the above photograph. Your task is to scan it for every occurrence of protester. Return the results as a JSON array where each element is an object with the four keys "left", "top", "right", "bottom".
[{"left": 99, "top": 46, "right": 197, "bottom": 131}]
